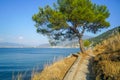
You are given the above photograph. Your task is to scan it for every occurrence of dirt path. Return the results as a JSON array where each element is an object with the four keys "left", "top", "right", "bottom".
[
  {"left": 73, "top": 52, "right": 95, "bottom": 80},
  {"left": 63, "top": 54, "right": 81, "bottom": 80},
  {"left": 63, "top": 50, "right": 95, "bottom": 80}
]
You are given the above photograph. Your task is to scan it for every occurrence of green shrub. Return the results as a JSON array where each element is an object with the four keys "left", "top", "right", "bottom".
[{"left": 83, "top": 40, "right": 91, "bottom": 47}]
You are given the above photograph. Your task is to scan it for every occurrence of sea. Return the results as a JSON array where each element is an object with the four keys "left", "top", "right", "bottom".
[{"left": 0, "top": 48, "right": 79, "bottom": 80}]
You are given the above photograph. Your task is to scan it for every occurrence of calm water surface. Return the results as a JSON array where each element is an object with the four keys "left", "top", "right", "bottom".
[{"left": 0, "top": 48, "right": 79, "bottom": 80}]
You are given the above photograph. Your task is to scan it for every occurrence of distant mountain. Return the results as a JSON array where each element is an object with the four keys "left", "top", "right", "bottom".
[
  {"left": 89, "top": 26, "right": 120, "bottom": 46},
  {"left": 37, "top": 43, "right": 51, "bottom": 48},
  {"left": 82, "top": 35, "right": 93, "bottom": 40},
  {"left": 0, "top": 42, "right": 25, "bottom": 48},
  {"left": 0, "top": 35, "right": 92, "bottom": 48}
]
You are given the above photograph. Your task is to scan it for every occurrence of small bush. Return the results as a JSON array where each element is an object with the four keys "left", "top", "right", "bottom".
[{"left": 83, "top": 40, "right": 91, "bottom": 47}]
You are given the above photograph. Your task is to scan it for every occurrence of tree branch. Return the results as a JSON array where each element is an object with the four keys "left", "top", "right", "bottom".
[
  {"left": 81, "top": 26, "right": 86, "bottom": 34},
  {"left": 69, "top": 26, "right": 79, "bottom": 33}
]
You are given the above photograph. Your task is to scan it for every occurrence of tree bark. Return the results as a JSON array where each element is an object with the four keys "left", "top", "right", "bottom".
[{"left": 79, "top": 38, "right": 85, "bottom": 53}]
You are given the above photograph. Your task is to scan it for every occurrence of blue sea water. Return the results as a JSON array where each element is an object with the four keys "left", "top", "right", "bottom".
[{"left": 0, "top": 48, "right": 79, "bottom": 80}]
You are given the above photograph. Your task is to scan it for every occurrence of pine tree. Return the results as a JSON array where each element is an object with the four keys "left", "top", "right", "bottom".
[{"left": 32, "top": 0, "right": 110, "bottom": 53}]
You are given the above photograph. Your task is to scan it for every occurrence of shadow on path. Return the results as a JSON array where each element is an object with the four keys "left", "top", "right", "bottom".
[{"left": 86, "top": 56, "right": 95, "bottom": 80}]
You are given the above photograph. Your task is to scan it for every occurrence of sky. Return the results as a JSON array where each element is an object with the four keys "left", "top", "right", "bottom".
[{"left": 0, "top": 0, "right": 120, "bottom": 46}]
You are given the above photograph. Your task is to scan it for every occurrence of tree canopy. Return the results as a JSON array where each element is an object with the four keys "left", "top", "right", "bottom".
[{"left": 32, "top": 0, "right": 110, "bottom": 52}]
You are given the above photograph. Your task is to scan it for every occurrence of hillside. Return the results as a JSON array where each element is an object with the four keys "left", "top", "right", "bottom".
[
  {"left": 93, "top": 33, "right": 120, "bottom": 80},
  {"left": 89, "top": 26, "right": 120, "bottom": 46}
]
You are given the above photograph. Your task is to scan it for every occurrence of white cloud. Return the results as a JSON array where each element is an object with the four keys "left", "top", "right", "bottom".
[{"left": 18, "top": 36, "right": 23, "bottom": 40}]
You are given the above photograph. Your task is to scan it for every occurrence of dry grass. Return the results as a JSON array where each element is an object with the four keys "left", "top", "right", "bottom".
[
  {"left": 93, "top": 33, "right": 120, "bottom": 80},
  {"left": 93, "top": 33, "right": 120, "bottom": 55},
  {"left": 32, "top": 55, "right": 77, "bottom": 80},
  {"left": 12, "top": 72, "right": 23, "bottom": 80},
  {"left": 99, "top": 61, "right": 120, "bottom": 76}
]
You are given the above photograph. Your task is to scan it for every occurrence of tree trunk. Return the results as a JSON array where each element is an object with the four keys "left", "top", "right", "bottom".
[{"left": 79, "top": 38, "right": 85, "bottom": 53}]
